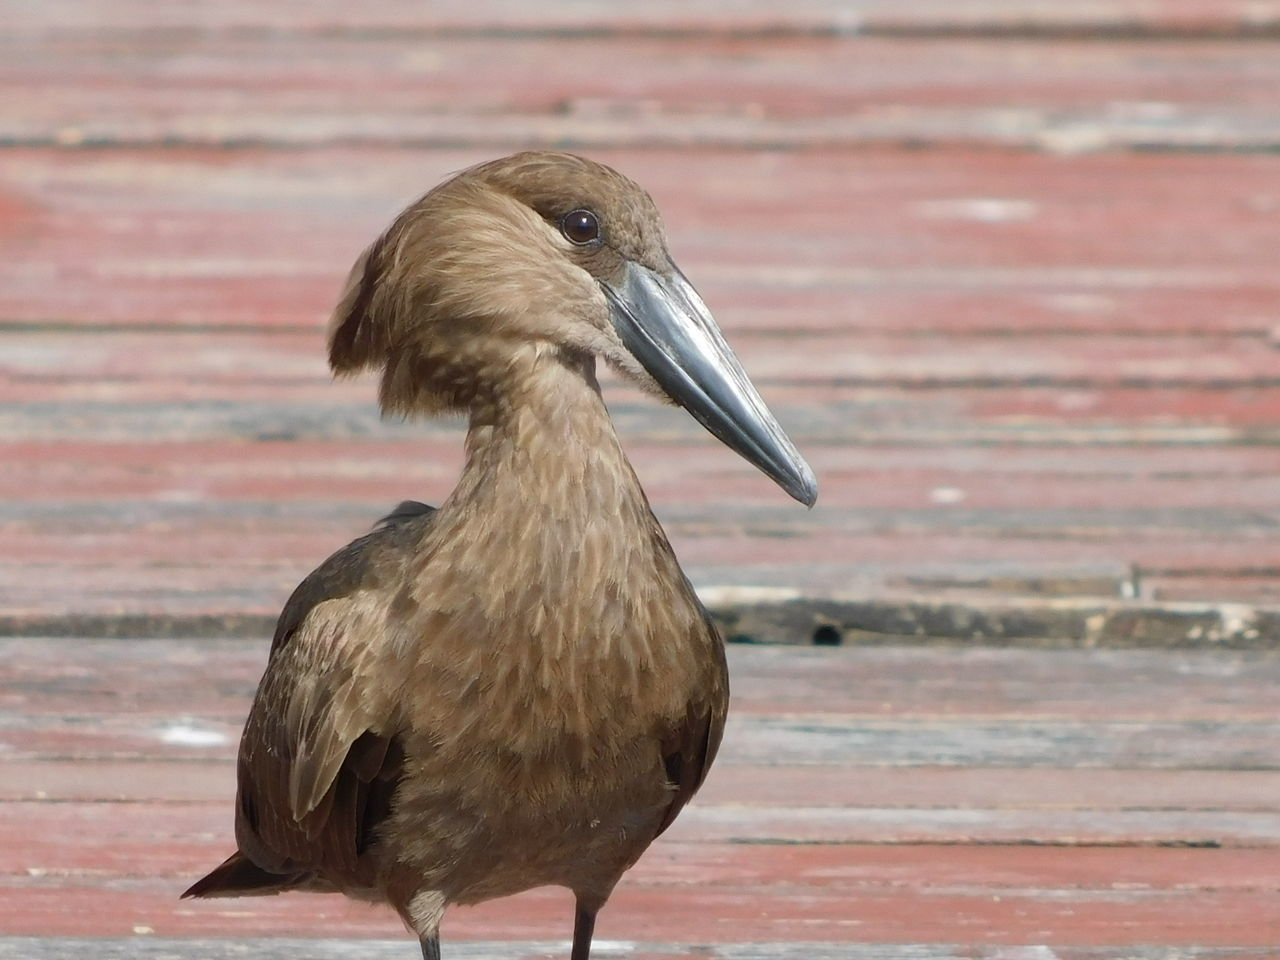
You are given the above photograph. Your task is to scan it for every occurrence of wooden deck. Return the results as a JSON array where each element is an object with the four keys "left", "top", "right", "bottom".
[
  {"left": 3, "top": 1, "right": 1280, "bottom": 957},
  {"left": 6, "top": 638, "right": 1280, "bottom": 956}
]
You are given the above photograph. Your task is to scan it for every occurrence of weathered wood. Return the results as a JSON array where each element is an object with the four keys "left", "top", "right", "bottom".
[
  {"left": 5, "top": 146, "right": 1279, "bottom": 615},
  {"left": 4, "top": 0, "right": 1280, "bottom": 952},
  {"left": 12, "top": 393, "right": 1280, "bottom": 449},
  {"left": 0, "top": 942, "right": 1272, "bottom": 960},
  {"left": 6, "top": 646, "right": 1280, "bottom": 832},
  {"left": 10, "top": 822, "right": 1280, "bottom": 890},
  {"left": 7, "top": 759, "right": 1280, "bottom": 812},
  {"left": 7, "top": 640, "right": 1280, "bottom": 723},
  {"left": 2, "top": 148, "right": 1279, "bottom": 330},
  {"left": 11, "top": 439, "right": 1280, "bottom": 513},
  {"left": 10, "top": 329, "right": 1280, "bottom": 392},
  {"left": 11, "top": 712, "right": 1278, "bottom": 768},
  {"left": 11, "top": 507, "right": 1280, "bottom": 626},
  {"left": 4, "top": 146, "right": 1279, "bottom": 617},
  {"left": 6, "top": 874, "right": 1280, "bottom": 943},
  {"left": 3, "top": 34, "right": 1279, "bottom": 150},
  {"left": 4, "top": 0, "right": 1279, "bottom": 37},
  {"left": 7, "top": 438, "right": 1280, "bottom": 538},
  {"left": 3, "top": 638, "right": 1279, "bottom": 946},
  {"left": 6, "top": 798, "right": 1280, "bottom": 860}
]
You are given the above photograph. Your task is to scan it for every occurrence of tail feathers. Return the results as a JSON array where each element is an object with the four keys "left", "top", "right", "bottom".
[{"left": 181, "top": 851, "right": 306, "bottom": 899}]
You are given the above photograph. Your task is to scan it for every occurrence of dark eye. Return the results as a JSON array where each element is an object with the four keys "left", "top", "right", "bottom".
[{"left": 560, "top": 209, "right": 600, "bottom": 245}]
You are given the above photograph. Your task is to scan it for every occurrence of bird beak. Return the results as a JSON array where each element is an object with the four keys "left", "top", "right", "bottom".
[{"left": 602, "top": 260, "right": 818, "bottom": 507}]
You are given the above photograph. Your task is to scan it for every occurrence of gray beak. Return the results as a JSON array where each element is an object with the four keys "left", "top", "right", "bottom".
[{"left": 602, "top": 260, "right": 818, "bottom": 507}]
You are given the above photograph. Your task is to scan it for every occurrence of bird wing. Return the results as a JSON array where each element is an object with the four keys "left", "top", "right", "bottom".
[
  {"left": 655, "top": 612, "right": 729, "bottom": 837},
  {"left": 231, "top": 501, "right": 435, "bottom": 883}
]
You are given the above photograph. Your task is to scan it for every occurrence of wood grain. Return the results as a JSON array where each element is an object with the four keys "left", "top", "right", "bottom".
[
  {"left": 3, "top": 640, "right": 1280, "bottom": 945},
  {"left": 5, "top": 0, "right": 1280, "bottom": 954},
  {"left": 3, "top": 34, "right": 1279, "bottom": 150}
]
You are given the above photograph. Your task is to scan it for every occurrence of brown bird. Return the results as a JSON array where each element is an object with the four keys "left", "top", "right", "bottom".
[{"left": 183, "top": 151, "right": 816, "bottom": 959}]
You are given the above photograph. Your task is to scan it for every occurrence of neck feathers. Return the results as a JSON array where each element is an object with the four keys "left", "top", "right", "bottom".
[{"left": 399, "top": 345, "right": 711, "bottom": 748}]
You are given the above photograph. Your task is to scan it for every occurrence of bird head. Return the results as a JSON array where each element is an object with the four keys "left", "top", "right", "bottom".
[{"left": 328, "top": 151, "right": 817, "bottom": 507}]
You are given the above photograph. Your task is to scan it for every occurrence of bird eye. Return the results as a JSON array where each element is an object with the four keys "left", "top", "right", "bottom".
[{"left": 560, "top": 209, "right": 600, "bottom": 245}]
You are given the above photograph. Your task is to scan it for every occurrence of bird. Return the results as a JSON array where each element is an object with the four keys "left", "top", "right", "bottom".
[{"left": 182, "top": 151, "right": 817, "bottom": 959}]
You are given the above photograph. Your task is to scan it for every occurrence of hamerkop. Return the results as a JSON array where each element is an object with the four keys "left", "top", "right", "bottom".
[{"left": 184, "top": 151, "right": 817, "bottom": 959}]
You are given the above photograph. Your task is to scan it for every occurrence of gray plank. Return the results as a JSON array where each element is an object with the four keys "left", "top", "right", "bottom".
[
  {"left": 0, "top": 939, "right": 1272, "bottom": 960},
  {"left": 5, "top": 711, "right": 1280, "bottom": 769},
  {"left": 3, "top": 0, "right": 1280, "bottom": 37}
]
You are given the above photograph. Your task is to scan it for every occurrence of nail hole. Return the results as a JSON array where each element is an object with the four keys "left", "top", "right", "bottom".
[{"left": 812, "top": 625, "right": 843, "bottom": 646}]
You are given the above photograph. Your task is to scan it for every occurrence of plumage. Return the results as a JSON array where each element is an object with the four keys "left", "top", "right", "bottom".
[{"left": 183, "top": 151, "right": 815, "bottom": 959}]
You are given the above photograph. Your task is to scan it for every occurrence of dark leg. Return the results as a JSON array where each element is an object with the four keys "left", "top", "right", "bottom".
[
  {"left": 420, "top": 935, "right": 441, "bottom": 960},
  {"left": 571, "top": 902, "right": 597, "bottom": 960}
]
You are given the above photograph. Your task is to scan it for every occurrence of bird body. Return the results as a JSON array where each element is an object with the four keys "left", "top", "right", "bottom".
[{"left": 185, "top": 152, "right": 814, "bottom": 958}]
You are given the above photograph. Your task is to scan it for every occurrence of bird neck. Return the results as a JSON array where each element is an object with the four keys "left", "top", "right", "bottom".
[
  {"left": 442, "top": 344, "right": 659, "bottom": 557},
  {"left": 415, "top": 343, "right": 711, "bottom": 740}
]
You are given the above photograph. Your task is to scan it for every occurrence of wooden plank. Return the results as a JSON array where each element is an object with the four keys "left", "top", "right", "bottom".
[
  {"left": 8, "top": 534, "right": 1280, "bottom": 623},
  {"left": 6, "top": 808, "right": 1280, "bottom": 907},
  {"left": 10, "top": 716, "right": 1280, "bottom": 773},
  {"left": 2, "top": 696, "right": 1280, "bottom": 773},
  {"left": 5, "top": 3, "right": 1280, "bottom": 954},
  {"left": 6, "top": 437, "right": 1280, "bottom": 482},
  {"left": 9, "top": 712, "right": 1279, "bottom": 769},
  {"left": 11, "top": 820, "right": 1280, "bottom": 891},
  {"left": 0, "top": 942, "right": 1274, "bottom": 960},
  {"left": 2, "top": 34, "right": 1279, "bottom": 150},
  {"left": 10, "top": 385, "right": 1280, "bottom": 448},
  {"left": 5, "top": 873, "right": 1280, "bottom": 944},
  {"left": 1145, "top": 575, "right": 1280, "bottom": 605},
  {"left": 5, "top": 554, "right": 1280, "bottom": 631},
  {"left": 7, "top": 501, "right": 1280, "bottom": 572},
  {"left": 5, "top": 799, "right": 1280, "bottom": 859},
  {"left": 3, "top": 639, "right": 1278, "bottom": 947},
  {"left": 2, "top": 148, "right": 1278, "bottom": 330},
  {"left": 6, "top": 758, "right": 1280, "bottom": 812},
  {"left": 7, "top": 641, "right": 1280, "bottom": 725},
  {"left": 7, "top": 330, "right": 1280, "bottom": 397},
  {"left": 3, "top": 0, "right": 1277, "bottom": 36},
  {"left": 8, "top": 440, "right": 1280, "bottom": 513}
]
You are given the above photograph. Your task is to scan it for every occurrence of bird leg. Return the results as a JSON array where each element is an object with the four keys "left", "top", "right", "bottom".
[
  {"left": 419, "top": 935, "right": 441, "bottom": 960},
  {"left": 571, "top": 901, "right": 597, "bottom": 960}
]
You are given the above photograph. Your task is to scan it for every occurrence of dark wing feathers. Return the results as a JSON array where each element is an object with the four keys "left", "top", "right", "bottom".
[
  {"left": 181, "top": 850, "right": 307, "bottom": 899},
  {"left": 655, "top": 611, "right": 728, "bottom": 838},
  {"left": 184, "top": 503, "right": 434, "bottom": 898},
  {"left": 271, "top": 500, "right": 435, "bottom": 654}
]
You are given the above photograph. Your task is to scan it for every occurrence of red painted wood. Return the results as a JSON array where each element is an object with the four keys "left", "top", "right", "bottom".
[
  {"left": 3, "top": 636, "right": 1279, "bottom": 947},
  {"left": 7, "top": 442, "right": 1280, "bottom": 513},
  {"left": 16, "top": 800, "right": 1280, "bottom": 880},
  {"left": 5, "top": 541, "right": 1280, "bottom": 621},
  {"left": 10, "top": 796, "right": 1280, "bottom": 856},
  {"left": 7, "top": 758, "right": 1280, "bottom": 812},
  {"left": 12, "top": 712, "right": 1278, "bottom": 769},
  {"left": 7, "top": 641, "right": 1280, "bottom": 724},
  {"left": 7, "top": 330, "right": 1280, "bottom": 397},
  {"left": 5, "top": 1, "right": 1277, "bottom": 35},
  {"left": 2, "top": 148, "right": 1278, "bottom": 329},
  {"left": 4, "top": 4, "right": 1280, "bottom": 953},
  {"left": 6, "top": 525, "right": 1280, "bottom": 576},
  {"left": 5, "top": 875, "right": 1280, "bottom": 945},
  {"left": 3, "top": 34, "right": 1277, "bottom": 149}
]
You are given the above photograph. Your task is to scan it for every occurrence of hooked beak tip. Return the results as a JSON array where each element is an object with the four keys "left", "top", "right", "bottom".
[
  {"left": 790, "top": 466, "right": 819, "bottom": 509},
  {"left": 768, "top": 445, "right": 818, "bottom": 508}
]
